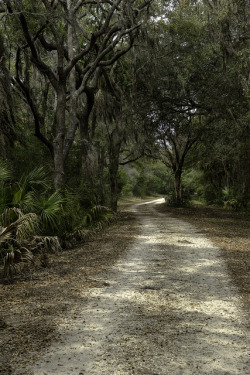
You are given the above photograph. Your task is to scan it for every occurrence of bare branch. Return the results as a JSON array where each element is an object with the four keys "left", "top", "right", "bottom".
[
  {"left": 119, "top": 154, "right": 143, "bottom": 165},
  {"left": 14, "top": 48, "right": 54, "bottom": 157},
  {"left": 14, "top": 2, "right": 58, "bottom": 88}
]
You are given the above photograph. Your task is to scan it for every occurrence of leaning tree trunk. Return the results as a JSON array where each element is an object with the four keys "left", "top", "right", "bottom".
[{"left": 108, "top": 125, "right": 124, "bottom": 212}]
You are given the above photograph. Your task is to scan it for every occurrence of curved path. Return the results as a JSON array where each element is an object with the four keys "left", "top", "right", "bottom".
[{"left": 28, "top": 199, "right": 249, "bottom": 375}]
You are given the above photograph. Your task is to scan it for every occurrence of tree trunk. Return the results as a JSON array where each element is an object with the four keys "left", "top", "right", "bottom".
[
  {"left": 108, "top": 124, "right": 124, "bottom": 212},
  {"left": 97, "top": 147, "right": 106, "bottom": 205},
  {"left": 53, "top": 84, "right": 66, "bottom": 189},
  {"left": 109, "top": 156, "right": 119, "bottom": 212},
  {"left": 174, "top": 168, "right": 182, "bottom": 205},
  {"left": 79, "top": 115, "right": 98, "bottom": 197},
  {"left": 79, "top": 89, "right": 96, "bottom": 175},
  {"left": 53, "top": 149, "right": 65, "bottom": 190},
  {"left": 0, "top": 33, "right": 15, "bottom": 152},
  {"left": 80, "top": 119, "right": 90, "bottom": 175},
  {"left": 0, "top": 133, "right": 6, "bottom": 158},
  {"left": 63, "top": 0, "right": 79, "bottom": 162}
]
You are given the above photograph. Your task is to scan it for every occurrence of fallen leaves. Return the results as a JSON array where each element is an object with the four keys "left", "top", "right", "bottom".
[
  {"left": 156, "top": 204, "right": 250, "bottom": 315},
  {"left": 0, "top": 213, "right": 138, "bottom": 374}
]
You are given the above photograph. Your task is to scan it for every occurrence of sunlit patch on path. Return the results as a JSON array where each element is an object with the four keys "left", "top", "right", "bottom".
[{"left": 27, "top": 199, "right": 249, "bottom": 375}]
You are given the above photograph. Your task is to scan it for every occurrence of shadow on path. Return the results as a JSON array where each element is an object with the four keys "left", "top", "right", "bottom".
[{"left": 28, "top": 199, "right": 249, "bottom": 375}]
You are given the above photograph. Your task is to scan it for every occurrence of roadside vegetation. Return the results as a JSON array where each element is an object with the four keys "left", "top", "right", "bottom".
[
  {"left": 0, "top": 2, "right": 249, "bottom": 373},
  {"left": 0, "top": 1, "right": 249, "bottom": 282}
]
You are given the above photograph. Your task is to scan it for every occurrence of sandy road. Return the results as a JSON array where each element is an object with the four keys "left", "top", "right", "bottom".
[{"left": 27, "top": 199, "right": 249, "bottom": 375}]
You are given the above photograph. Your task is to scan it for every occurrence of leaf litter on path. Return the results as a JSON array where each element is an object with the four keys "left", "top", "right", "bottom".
[{"left": 1, "top": 200, "right": 249, "bottom": 374}]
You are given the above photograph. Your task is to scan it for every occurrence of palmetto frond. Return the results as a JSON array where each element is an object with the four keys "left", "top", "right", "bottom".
[
  {"left": 21, "top": 167, "right": 50, "bottom": 191},
  {"left": 81, "top": 205, "right": 113, "bottom": 228},
  {"left": 3, "top": 247, "right": 34, "bottom": 279},
  {"left": 63, "top": 189, "right": 80, "bottom": 213},
  {"left": 0, "top": 159, "right": 11, "bottom": 182},
  {"left": 22, "top": 191, "right": 37, "bottom": 212},
  {"left": 1, "top": 207, "right": 24, "bottom": 226},
  {"left": 0, "top": 211, "right": 39, "bottom": 244},
  {"left": 0, "top": 183, "right": 11, "bottom": 215},
  {"left": 90, "top": 205, "right": 112, "bottom": 220},
  {"left": 12, "top": 167, "right": 50, "bottom": 207},
  {"left": 0, "top": 226, "right": 11, "bottom": 244},
  {"left": 38, "top": 190, "right": 64, "bottom": 231},
  {"left": 0, "top": 160, "right": 12, "bottom": 214},
  {"left": 15, "top": 213, "right": 39, "bottom": 242}
]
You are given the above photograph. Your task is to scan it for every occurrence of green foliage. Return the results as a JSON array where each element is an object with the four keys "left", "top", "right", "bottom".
[
  {"left": 182, "top": 169, "right": 206, "bottom": 199},
  {"left": 0, "top": 159, "right": 11, "bottom": 182},
  {"left": 81, "top": 205, "right": 113, "bottom": 229},
  {"left": 0, "top": 0, "right": 249, "bottom": 250},
  {"left": 133, "top": 173, "right": 147, "bottom": 198},
  {"left": 36, "top": 191, "right": 64, "bottom": 234},
  {"left": 1, "top": 209, "right": 39, "bottom": 243},
  {"left": 119, "top": 169, "right": 133, "bottom": 196},
  {"left": 120, "top": 161, "right": 170, "bottom": 199},
  {"left": 145, "top": 163, "right": 170, "bottom": 195},
  {"left": 11, "top": 167, "right": 50, "bottom": 208},
  {"left": 164, "top": 191, "right": 192, "bottom": 208},
  {"left": 0, "top": 163, "right": 119, "bottom": 276},
  {"left": 58, "top": 189, "right": 84, "bottom": 234},
  {"left": 0, "top": 159, "right": 12, "bottom": 214}
]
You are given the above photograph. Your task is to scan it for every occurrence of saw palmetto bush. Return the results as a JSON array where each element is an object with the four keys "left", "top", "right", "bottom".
[
  {"left": 0, "top": 161, "right": 118, "bottom": 277},
  {"left": 30, "top": 190, "right": 64, "bottom": 235},
  {"left": 1, "top": 208, "right": 38, "bottom": 241},
  {"left": 80, "top": 205, "right": 114, "bottom": 229},
  {"left": 0, "top": 163, "right": 56, "bottom": 276},
  {"left": 58, "top": 189, "right": 83, "bottom": 234},
  {"left": 0, "top": 163, "right": 50, "bottom": 213},
  {"left": 11, "top": 167, "right": 50, "bottom": 210},
  {"left": 62, "top": 204, "right": 116, "bottom": 248},
  {"left": 0, "top": 208, "right": 39, "bottom": 278},
  {"left": 0, "top": 159, "right": 11, "bottom": 182},
  {"left": 0, "top": 164, "right": 63, "bottom": 234},
  {"left": 0, "top": 159, "right": 12, "bottom": 214}
]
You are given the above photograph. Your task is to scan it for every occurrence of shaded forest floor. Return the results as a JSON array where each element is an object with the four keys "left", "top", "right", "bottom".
[
  {"left": 156, "top": 204, "right": 250, "bottom": 316},
  {"left": 0, "top": 213, "right": 139, "bottom": 374},
  {"left": 0, "top": 201, "right": 249, "bottom": 374}
]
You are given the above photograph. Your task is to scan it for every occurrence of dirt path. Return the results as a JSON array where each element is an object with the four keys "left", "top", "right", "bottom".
[{"left": 26, "top": 199, "right": 249, "bottom": 375}]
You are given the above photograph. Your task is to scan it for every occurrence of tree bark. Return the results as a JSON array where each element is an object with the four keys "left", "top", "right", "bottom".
[
  {"left": 79, "top": 89, "right": 95, "bottom": 175},
  {"left": 63, "top": 0, "right": 79, "bottom": 162},
  {"left": 174, "top": 168, "right": 182, "bottom": 206},
  {"left": 0, "top": 134, "right": 6, "bottom": 158},
  {"left": 53, "top": 83, "right": 66, "bottom": 189},
  {"left": 97, "top": 147, "right": 106, "bottom": 205},
  {"left": 0, "top": 33, "right": 15, "bottom": 153},
  {"left": 108, "top": 124, "right": 124, "bottom": 212},
  {"left": 9, "top": 0, "right": 152, "bottom": 190},
  {"left": 109, "top": 155, "right": 120, "bottom": 212}
]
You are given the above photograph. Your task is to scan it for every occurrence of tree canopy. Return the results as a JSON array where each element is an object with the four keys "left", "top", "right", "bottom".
[{"left": 0, "top": 0, "right": 249, "bottom": 232}]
